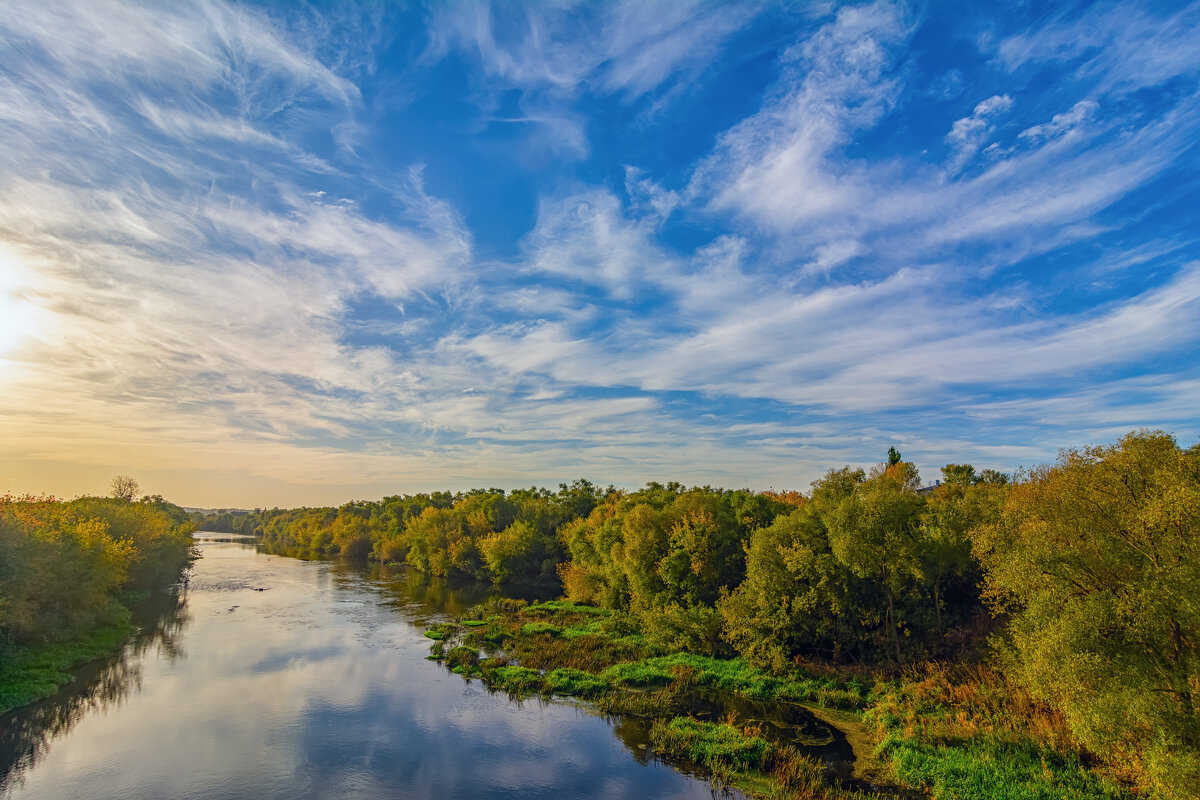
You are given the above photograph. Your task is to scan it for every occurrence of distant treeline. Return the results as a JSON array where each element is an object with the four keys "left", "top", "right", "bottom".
[
  {"left": 237, "top": 469, "right": 994, "bottom": 663},
  {"left": 0, "top": 496, "right": 196, "bottom": 644},
  {"left": 214, "top": 429, "right": 1198, "bottom": 791}
]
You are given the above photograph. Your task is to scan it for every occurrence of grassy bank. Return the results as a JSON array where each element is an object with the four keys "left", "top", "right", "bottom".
[
  {"left": 0, "top": 604, "right": 136, "bottom": 714},
  {"left": 649, "top": 717, "right": 873, "bottom": 800},
  {"left": 867, "top": 665, "right": 1131, "bottom": 800},
  {"left": 426, "top": 600, "right": 1137, "bottom": 800}
]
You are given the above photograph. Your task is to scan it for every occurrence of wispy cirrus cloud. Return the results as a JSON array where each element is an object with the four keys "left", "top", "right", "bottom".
[{"left": 422, "top": 0, "right": 763, "bottom": 158}]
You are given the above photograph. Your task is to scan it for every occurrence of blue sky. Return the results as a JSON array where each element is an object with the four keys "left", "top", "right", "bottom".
[{"left": 1, "top": 0, "right": 1198, "bottom": 507}]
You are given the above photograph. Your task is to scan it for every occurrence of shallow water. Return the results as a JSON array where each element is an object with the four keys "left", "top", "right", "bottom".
[{"left": 0, "top": 534, "right": 844, "bottom": 799}]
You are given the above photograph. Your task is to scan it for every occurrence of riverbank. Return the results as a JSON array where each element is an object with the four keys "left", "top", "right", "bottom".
[
  {"left": 427, "top": 600, "right": 1135, "bottom": 800},
  {"left": 0, "top": 604, "right": 136, "bottom": 715}
]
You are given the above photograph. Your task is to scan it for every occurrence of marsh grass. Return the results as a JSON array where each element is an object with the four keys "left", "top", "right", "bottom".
[
  {"left": 542, "top": 667, "right": 609, "bottom": 698},
  {"left": 433, "top": 603, "right": 1136, "bottom": 800},
  {"left": 522, "top": 601, "right": 611, "bottom": 617}
]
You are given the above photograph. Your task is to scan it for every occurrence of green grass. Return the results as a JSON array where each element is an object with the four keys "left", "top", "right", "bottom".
[
  {"left": 522, "top": 600, "right": 611, "bottom": 617},
  {"left": 865, "top": 668, "right": 1135, "bottom": 800},
  {"left": 445, "top": 646, "right": 480, "bottom": 671},
  {"left": 0, "top": 615, "right": 136, "bottom": 713},
  {"left": 881, "top": 735, "right": 1128, "bottom": 800},
  {"left": 648, "top": 717, "right": 870, "bottom": 799},
  {"left": 542, "top": 667, "right": 610, "bottom": 698},
  {"left": 595, "top": 652, "right": 865, "bottom": 709},
  {"left": 490, "top": 665, "right": 542, "bottom": 693},
  {"left": 599, "top": 660, "right": 675, "bottom": 687},
  {"left": 520, "top": 621, "right": 561, "bottom": 636},
  {"left": 423, "top": 622, "right": 457, "bottom": 640},
  {"left": 651, "top": 717, "right": 772, "bottom": 773}
]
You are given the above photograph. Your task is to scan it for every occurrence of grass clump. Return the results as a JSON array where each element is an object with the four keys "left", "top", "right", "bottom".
[
  {"left": 599, "top": 660, "right": 675, "bottom": 688},
  {"left": 423, "top": 622, "right": 456, "bottom": 640},
  {"left": 542, "top": 667, "right": 610, "bottom": 698},
  {"left": 445, "top": 646, "right": 480, "bottom": 672},
  {"left": 520, "top": 621, "right": 561, "bottom": 636},
  {"left": 596, "top": 653, "right": 865, "bottom": 709},
  {"left": 491, "top": 665, "right": 542, "bottom": 694},
  {"left": 522, "top": 600, "right": 611, "bottom": 617},
  {"left": 651, "top": 717, "right": 772, "bottom": 773},
  {"left": 649, "top": 717, "right": 869, "bottom": 799}
]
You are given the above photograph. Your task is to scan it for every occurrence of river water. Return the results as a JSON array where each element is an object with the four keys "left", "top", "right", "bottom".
[{"left": 0, "top": 533, "right": 846, "bottom": 799}]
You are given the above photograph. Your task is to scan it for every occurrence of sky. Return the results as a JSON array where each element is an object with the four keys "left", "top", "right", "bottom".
[{"left": 1, "top": 0, "right": 1199, "bottom": 508}]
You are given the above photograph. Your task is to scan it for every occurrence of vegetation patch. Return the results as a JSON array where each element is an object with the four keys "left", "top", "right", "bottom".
[
  {"left": 490, "top": 665, "right": 542, "bottom": 694},
  {"left": 519, "top": 621, "right": 561, "bottom": 636},
  {"left": 651, "top": 717, "right": 772, "bottom": 773},
  {"left": 542, "top": 667, "right": 609, "bottom": 698},
  {"left": 445, "top": 646, "right": 480, "bottom": 671},
  {"left": 522, "top": 600, "right": 611, "bottom": 617},
  {"left": 0, "top": 614, "right": 136, "bottom": 714},
  {"left": 649, "top": 717, "right": 870, "bottom": 799},
  {"left": 423, "top": 622, "right": 457, "bottom": 640},
  {"left": 867, "top": 665, "right": 1135, "bottom": 800}
]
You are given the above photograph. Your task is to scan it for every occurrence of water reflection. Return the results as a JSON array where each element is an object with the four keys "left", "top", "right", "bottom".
[
  {"left": 0, "top": 536, "right": 721, "bottom": 800},
  {"left": 0, "top": 590, "right": 190, "bottom": 792}
]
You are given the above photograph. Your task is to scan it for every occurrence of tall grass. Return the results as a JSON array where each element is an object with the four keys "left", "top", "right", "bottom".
[{"left": 867, "top": 664, "right": 1133, "bottom": 800}]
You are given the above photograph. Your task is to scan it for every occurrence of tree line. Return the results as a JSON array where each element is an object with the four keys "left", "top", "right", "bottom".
[
  {"left": 0, "top": 494, "right": 196, "bottom": 644},
  {"left": 213, "top": 429, "right": 1197, "bottom": 791}
]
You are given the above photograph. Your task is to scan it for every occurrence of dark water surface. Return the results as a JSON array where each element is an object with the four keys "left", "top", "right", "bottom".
[{"left": 0, "top": 534, "right": 720, "bottom": 800}]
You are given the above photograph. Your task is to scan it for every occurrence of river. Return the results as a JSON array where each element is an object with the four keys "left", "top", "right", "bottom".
[{"left": 0, "top": 533, "right": 846, "bottom": 799}]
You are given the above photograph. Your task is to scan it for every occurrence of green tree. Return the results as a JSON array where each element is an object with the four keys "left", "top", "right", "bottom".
[
  {"left": 826, "top": 462, "right": 925, "bottom": 662},
  {"left": 918, "top": 464, "right": 1007, "bottom": 633},
  {"left": 973, "top": 430, "right": 1200, "bottom": 798}
]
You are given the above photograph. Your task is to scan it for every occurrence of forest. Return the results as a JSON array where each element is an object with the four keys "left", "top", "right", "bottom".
[{"left": 218, "top": 429, "right": 1198, "bottom": 799}]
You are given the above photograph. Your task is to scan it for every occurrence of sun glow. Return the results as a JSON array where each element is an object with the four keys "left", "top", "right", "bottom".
[{"left": 0, "top": 242, "right": 40, "bottom": 360}]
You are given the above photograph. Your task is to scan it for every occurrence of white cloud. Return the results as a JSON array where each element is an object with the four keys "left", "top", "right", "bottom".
[
  {"left": 1018, "top": 99, "right": 1099, "bottom": 141},
  {"left": 423, "top": 0, "right": 762, "bottom": 158},
  {"left": 691, "top": 0, "right": 907, "bottom": 230},
  {"left": 521, "top": 189, "right": 680, "bottom": 298},
  {"left": 944, "top": 94, "right": 1013, "bottom": 174},
  {"left": 426, "top": 0, "right": 757, "bottom": 100},
  {"left": 995, "top": 2, "right": 1200, "bottom": 95}
]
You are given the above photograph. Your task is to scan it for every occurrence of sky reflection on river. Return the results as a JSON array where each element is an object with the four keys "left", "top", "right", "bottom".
[{"left": 0, "top": 535, "right": 717, "bottom": 799}]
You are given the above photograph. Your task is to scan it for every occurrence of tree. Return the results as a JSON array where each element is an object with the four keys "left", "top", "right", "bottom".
[
  {"left": 918, "top": 464, "right": 1006, "bottom": 633},
  {"left": 826, "top": 461, "right": 925, "bottom": 662},
  {"left": 973, "top": 430, "right": 1200, "bottom": 798},
  {"left": 109, "top": 476, "right": 139, "bottom": 502},
  {"left": 887, "top": 446, "right": 902, "bottom": 467}
]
